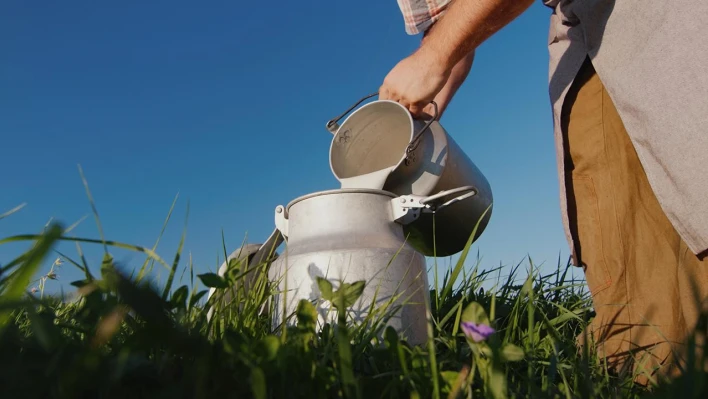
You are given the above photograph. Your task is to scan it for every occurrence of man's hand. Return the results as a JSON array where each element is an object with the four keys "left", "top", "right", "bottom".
[
  {"left": 381, "top": 0, "right": 534, "bottom": 119},
  {"left": 379, "top": 47, "right": 452, "bottom": 119}
]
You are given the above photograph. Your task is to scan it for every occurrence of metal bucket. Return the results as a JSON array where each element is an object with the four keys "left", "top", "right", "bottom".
[
  {"left": 325, "top": 93, "right": 494, "bottom": 256},
  {"left": 263, "top": 188, "right": 473, "bottom": 345}
]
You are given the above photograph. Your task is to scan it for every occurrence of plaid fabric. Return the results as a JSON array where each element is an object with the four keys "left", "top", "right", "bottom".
[{"left": 396, "top": 0, "right": 454, "bottom": 35}]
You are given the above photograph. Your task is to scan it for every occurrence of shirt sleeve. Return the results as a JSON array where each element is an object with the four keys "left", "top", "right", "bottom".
[{"left": 396, "top": 0, "right": 454, "bottom": 35}]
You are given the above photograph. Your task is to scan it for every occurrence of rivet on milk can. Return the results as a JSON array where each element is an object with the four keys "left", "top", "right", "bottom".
[
  {"left": 261, "top": 187, "right": 476, "bottom": 346},
  {"left": 326, "top": 92, "right": 494, "bottom": 257}
]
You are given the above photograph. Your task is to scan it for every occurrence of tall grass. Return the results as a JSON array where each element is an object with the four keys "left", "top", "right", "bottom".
[{"left": 1, "top": 183, "right": 706, "bottom": 398}]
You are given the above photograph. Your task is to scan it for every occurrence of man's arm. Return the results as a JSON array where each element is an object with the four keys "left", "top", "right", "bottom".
[
  {"left": 419, "top": 0, "right": 534, "bottom": 75},
  {"left": 380, "top": 0, "right": 535, "bottom": 117},
  {"left": 423, "top": 25, "right": 475, "bottom": 119},
  {"left": 426, "top": 50, "right": 474, "bottom": 119}
]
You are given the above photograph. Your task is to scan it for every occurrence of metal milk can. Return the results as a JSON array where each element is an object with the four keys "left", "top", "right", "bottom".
[
  {"left": 206, "top": 243, "right": 274, "bottom": 321},
  {"left": 325, "top": 93, "right": 494, "bottom": 257},
  {"left": 261, "top": 187, "right": 474, "bottom": 345}
]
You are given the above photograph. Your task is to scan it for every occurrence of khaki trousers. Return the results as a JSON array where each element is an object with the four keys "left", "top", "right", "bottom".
[{"left": 562, "top": 57, "right": 708, "bottom": 383}]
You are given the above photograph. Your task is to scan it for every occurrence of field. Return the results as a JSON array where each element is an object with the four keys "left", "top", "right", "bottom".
[{"left": 1, "top": 187, "right": 706, "bottom": 399}]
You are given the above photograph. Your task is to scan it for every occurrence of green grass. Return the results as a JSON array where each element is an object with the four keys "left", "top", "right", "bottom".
[{"left": 1, "top": 182, "right": 707, "bottom": 398}]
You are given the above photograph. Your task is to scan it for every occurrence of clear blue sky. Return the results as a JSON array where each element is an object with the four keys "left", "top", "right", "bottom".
[{"left": 0, "top": 1, "right": 578, "bottom": 295}]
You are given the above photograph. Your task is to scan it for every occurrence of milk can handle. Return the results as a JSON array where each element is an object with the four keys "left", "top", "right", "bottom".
[
  {"left": 325, "top": 92, "right": 438, "bottom": 157},
  {"left": 420, "top": 186, "right": 477, "bottom": 211}
]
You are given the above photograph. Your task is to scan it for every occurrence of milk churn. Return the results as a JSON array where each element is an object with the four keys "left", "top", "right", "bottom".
[
  {"left": 206, "top": 243, "right": 278, "bottom": 321},
  {"left": 325, "top": 93, "right": 494, "bottom": 257},
  {"left": 264, "top": 187, "right": 475, "bottom": 345}
]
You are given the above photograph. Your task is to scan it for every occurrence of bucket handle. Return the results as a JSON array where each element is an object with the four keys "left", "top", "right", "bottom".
[
  {"left": 325, "top": 92, "right": 439, "bottom": 163},
  {"left": 325, "top": 92, "right": 379, "bottom": 134}
]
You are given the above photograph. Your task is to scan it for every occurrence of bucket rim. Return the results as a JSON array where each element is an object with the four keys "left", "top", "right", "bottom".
[{"left": 328, "top": 99, "right": 414, "bottom": 181}]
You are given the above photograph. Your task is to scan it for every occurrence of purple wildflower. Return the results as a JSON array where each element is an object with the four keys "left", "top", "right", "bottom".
[{"left": 460, "top": 321, "right": 495, "bottom": 342}]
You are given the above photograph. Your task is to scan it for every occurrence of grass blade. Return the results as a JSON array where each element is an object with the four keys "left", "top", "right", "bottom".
[
  {"left": 161, "top": 200, "right": 189, "bottom": 300},
  {"left": 0, "top": 203, "right": 26, "bottom": 221},
  {"left": 0, "top": 223, "right": 62, "bottom": 328}
]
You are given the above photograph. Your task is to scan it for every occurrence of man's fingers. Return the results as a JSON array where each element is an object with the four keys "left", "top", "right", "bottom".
[
  {"left": 389, "top": 95, "right": 418, "bottom": 116},
  {"left": 378, "top": 86, "right": 390, "bottom": 100},
  {"left": 380, "top": 88, "right": 400, "bottom": 102},
  {"left": 409, "top": 103, "right": 427, "bottom": 119},
  {"left": 379, "top": 85, "right": 429, "bottom": 118}
]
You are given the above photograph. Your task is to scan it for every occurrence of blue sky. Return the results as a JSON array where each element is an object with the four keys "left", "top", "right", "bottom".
[{"left": 0, "top": 1, "right": 579, "bottom": 295}]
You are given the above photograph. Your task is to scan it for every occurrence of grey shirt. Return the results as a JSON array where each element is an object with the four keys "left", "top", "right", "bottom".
[{"left": 544, "top": 0, "right": 708, "bottom": 257}]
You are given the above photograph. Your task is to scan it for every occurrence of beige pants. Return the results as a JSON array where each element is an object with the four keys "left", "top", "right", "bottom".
[{"left": 562, "top": 57, "right": 708, "bottom": 383}]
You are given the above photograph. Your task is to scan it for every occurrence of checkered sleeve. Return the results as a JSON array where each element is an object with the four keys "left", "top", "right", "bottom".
[{"left": 396, "top": 0, "right": 454, "bottom": 35}]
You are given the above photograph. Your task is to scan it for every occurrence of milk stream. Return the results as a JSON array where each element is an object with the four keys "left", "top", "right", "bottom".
[{"left": 338, "top": 168, "right": 392, "bottom": 190}]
